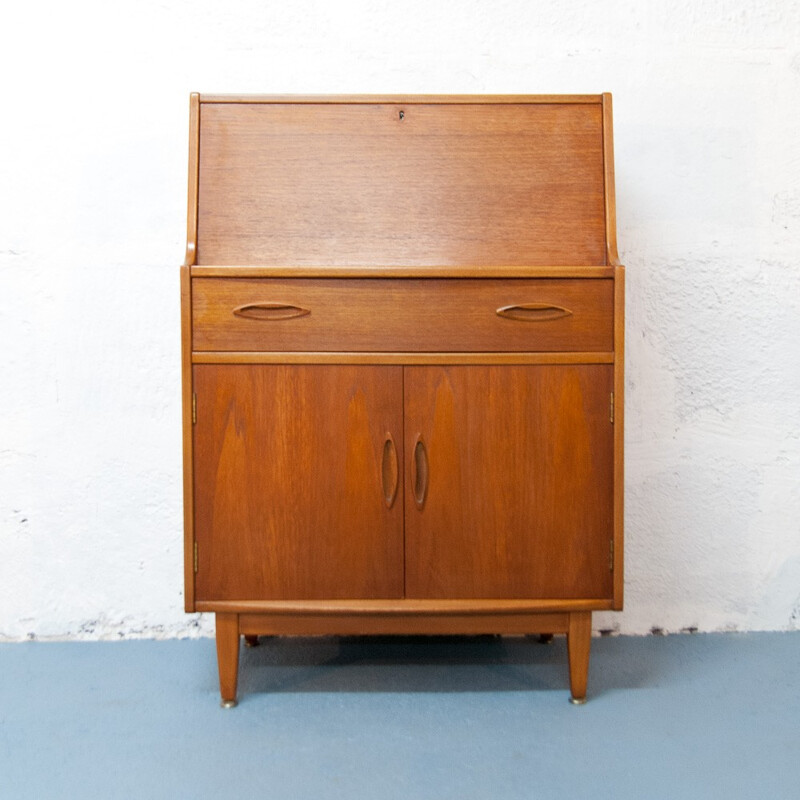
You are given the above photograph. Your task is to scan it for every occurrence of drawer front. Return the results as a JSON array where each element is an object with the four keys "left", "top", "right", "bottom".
[{"left": 192, "top": 278, "right": 613, "bottom": 352}]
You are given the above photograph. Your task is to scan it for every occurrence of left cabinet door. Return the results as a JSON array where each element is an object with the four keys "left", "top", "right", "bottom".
[{"left": 193, "top": 365, "right": 404, "bottom": 601}]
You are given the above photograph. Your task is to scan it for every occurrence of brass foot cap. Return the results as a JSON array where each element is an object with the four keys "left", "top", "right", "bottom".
[
  {"left": 569, "top": 696, "right": 587, "bottom": 705},
  {"left": 220, "top": 699, "right": 238, "bottom": 709}
]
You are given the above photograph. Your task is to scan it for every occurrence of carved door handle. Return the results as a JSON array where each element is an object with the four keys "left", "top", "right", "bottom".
[
  {"left": 411, "top": 436, "right": 428, "bottom": 510},
  {"left": 233, "top": 303, "right": 310, "bottom": 320},
  {"left": 381, "top": 434, "right": 399, "bottom": 509},
  {"left": 496, "top": 303, "right": 572, "bottom": 321}
]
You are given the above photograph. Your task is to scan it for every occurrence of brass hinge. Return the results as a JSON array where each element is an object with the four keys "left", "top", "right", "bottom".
[
  {"left": 192, "top": 392, "right": 197, "bottom": 425},
  {"left": 609, "top": 391, "right": 615, "bottom": 424},
  {"left": 609, "top": 539, "right": 615, "bottom": 571},
  {"left": 193, "top": 541, "right": 198, "bottom": 573}
]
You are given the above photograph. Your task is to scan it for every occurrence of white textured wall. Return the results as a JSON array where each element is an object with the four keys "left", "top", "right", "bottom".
[{"left": 1, "top": 1, "right": 798, "bottom": 639}]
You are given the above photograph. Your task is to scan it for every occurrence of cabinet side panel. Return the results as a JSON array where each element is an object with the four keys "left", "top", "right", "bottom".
[
  {"left": 193, "top": 365, "right": 404, "bottom": 600},
  {"left": 613, "top": 266, "right": 625, "bottom": 607},
  {"left": 196, "top": 102, "right": 606, "bottom": 266},
  {"left": 185, "top": 93, "right": 200, "bottom": 266},
  {"left": 404, "top": 365, "right": 614, "bottom": 599},
  {"left": 181, "top": 264, "right": 195, "bottom": 611},
  {"left": 602, "top": 93, "right": 621, "bottom": 267}
]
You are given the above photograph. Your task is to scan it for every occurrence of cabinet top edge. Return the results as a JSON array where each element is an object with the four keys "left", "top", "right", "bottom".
[{"left": 195, "top": 93, "right": 607, "bottom": 105}]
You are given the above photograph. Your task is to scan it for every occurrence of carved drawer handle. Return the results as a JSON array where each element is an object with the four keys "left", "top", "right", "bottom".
[
  {"left": 233, "top": 303, "right": 310, "bottom": 320},
  {"left": 496, "top": 303, "right": 573, "bottom": 322},
  {"left": 411, "top": 436, "right": 428, "bottom": 510},
  {"left": 381, "top": 434, "right": 399, "bottom": 509}
]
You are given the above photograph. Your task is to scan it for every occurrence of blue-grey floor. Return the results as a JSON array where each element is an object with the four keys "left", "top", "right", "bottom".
[{"left": 1, "top": 632, "right": 798, "bottom": 799}]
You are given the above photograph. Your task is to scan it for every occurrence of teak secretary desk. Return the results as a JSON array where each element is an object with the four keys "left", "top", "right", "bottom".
[{"left": 181, "top": 93, "right": 624, "bottom": 706}]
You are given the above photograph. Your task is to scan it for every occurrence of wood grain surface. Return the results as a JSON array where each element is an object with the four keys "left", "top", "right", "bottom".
[
  {"left": 180, "top": 265, "right": 195, "bottom": 611},
  {"left": 193, "top": 365, "right": 404, "bottom": 600},
  {"left": 199, "top": 94, "right": 604, "bottom": 104},
  {"left": 190, "top": 266, "right": 616, "bottom": 278},
  {"left": 235, "top": 611, "right": 572, "bottom": 636},
  {"left": 215, "top": 612, "right": 240, "bottom": 704},
  {"left": 183, "top": 94, "right": 624, "bottom": 703},
  {"left": 568, "top": 610, "right": 592, "bottom": 701},
  {"left": 613, "top": 265, "right": 625, "bottom": 607},
  {"left": 191, "top": 278, "right": 613, "bottom": 353},
  {"left": 198, "top": 598, "right": 612, "bottom": 614},
  {"left": 191, "top": 352, "right": 614, "bottom": 366},
  {"left": 196, "top": 102, "right": 606, "bottom": 266},
  {"left": 403, "top": 365, "right": 614, "bottom": 599}
]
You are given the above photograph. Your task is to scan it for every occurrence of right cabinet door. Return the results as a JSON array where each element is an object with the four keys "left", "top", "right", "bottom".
[{"left": 404, "top": 365, "right": 614, "bottom": 599}]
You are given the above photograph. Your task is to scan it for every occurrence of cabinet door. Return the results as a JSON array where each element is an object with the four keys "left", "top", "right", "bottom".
[
  {"left": 404, "top": 365, "right": 613, "bottom": 599},
  {"left": 193, "top": 365, "right": 404, "bottom": 600}
]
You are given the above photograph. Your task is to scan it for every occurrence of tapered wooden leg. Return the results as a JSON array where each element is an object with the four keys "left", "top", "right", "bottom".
[
  {"left": 567, "top": 611, "right": 592, "bottom": 704},
  {"left": 216, "top": 613, "right": 240, "bottom": 708}
]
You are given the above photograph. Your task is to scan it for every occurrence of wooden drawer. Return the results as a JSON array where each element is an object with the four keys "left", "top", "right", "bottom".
[{"left": 192, "top": 278, "right": 613, "bottom": 352}]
